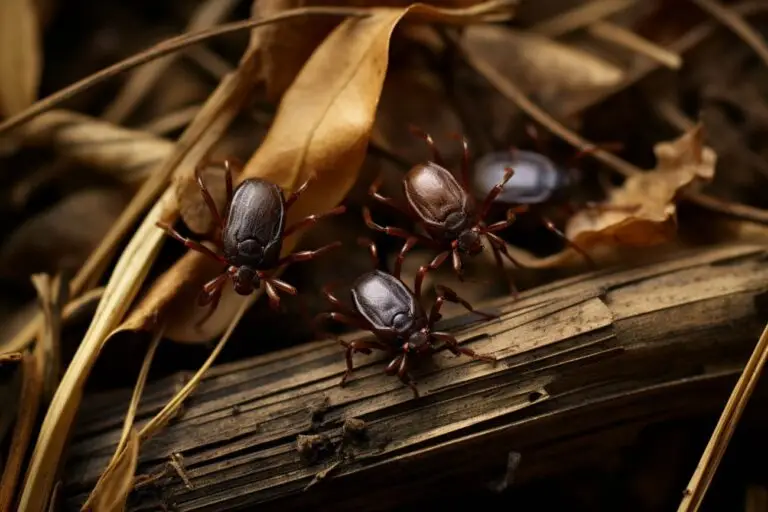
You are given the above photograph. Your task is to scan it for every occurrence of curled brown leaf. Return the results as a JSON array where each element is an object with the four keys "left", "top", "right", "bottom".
[{"left": 565, "top": 124, "right": 716, "bottom": 248}]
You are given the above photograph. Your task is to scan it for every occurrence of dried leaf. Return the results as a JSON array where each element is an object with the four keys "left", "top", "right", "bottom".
[
  {"left": 251, "top": 0, "right": 508, "bottom": 100},
  {"left": 82, "top": 330, "right": 161, "bottom": 511},
  {"left": 462, "top": 25, "right": 624, "bottom": 116},
  {"left": 124, "top": 0, "right": 516, "bottom": 344},
  {"left": 0, "top": 0, "right": 42, "bottom": 116},
  {"left": 30, "top": 274, "right": 66, "bottom": 406},
  {"left": 565, "top": 124, "right": 716, "bottom": 248},
  {"left": 83, "top": 428, "right": 139, "bottom": 512}
]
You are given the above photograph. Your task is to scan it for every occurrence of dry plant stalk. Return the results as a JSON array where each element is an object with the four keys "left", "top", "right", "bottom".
[
  {"left": 20, "top": 110, "right": 174, "bottom": 183},
  {"left": 0, "top": 353, "right": 42, "bottom": 512},
  {"left": 530, "top": 0, "right": 636, "bottom": 37},
  {"left": 588, "top": 21, "right": 682, "bottom": 69},
  {"left": 101, "top": 0, "right": 240, "bottom": 124},
  {"left": 30, "top": 273, "right": 66, "bottom": 405},
  {"left": 0, "top": 0, "right": 41, "bottom": 117},
  {"left": 82, "top": 328, "right": 163, "bottom": 511},
  {"left": 691, "top": 0, "right": 768, "bottom": 70},
  {"left": 678, "top": 320, "right": 768, "bottom": 511}
]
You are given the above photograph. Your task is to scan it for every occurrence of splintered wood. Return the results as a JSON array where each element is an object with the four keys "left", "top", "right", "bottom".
[{"left": 61, "top": 244, "right": 768, "bottom": 511}]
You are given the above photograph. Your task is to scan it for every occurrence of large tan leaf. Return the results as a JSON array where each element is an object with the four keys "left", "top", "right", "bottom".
[
  {"left": 250, "top": 0, "right": 501, "bottom": 100},
  {"left": 0, "top": 0, "right": 41, "bottom": 117},
  {"left": 121, "top": 1, "right": 515, "bottom": 344}
]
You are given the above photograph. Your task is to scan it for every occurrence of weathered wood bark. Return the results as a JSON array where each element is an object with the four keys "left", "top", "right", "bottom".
[{"left": 62, "top": 244, "right": 768, "bottom": 511}]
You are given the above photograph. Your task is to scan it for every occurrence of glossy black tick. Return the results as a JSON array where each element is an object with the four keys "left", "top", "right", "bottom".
[
  {"left": 314, "top": 238, "right": 498, "bottom": 398},
  {"left": 156, "top": 159, "right": 345, "bottom": 324}
]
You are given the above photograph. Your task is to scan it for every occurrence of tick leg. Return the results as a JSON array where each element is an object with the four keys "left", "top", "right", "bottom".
[
  {"left": 195, "top": 273, "right": 228, "bottom": 327},
  {"left": 156, "top": 221, "right": 227, "bottom": 264},
  {"left": 429, "top": 284, "right": 498, "bottom": 327},
  {"left": 387, "top": 353, "right": 419, "bottom": 398},
  {"left": 314, "top": 311, "right": 369, "bottom": 331},
  {"left": 524, "top": 122, "right": 547, "bottom": 154},
  {"left": 414, "top": 250, "right": 450, "bottom": 299},
  {"left": 488, "top": 241, "right": 519, "bottom": 299},
  {"left": 484, "top": 232, "right": 526, "bottom": 269},
  {"left": 451, "top": 248, "right": 465, "bottom": 282},
  {"left": 277, "top": 241, "right": 343, "bottom": 266},
  {"left": 483, "top": 205, "right": 529, "bottom": 233},
  {"left": 409, "top": 125, "right": 445, "bottom": 167},
  {"left": 284, "top": 205, "right": 346, "bottom": 237},
  {"left": 195, "top": 159, "right": 239, "bottom": 231},
  {"left": 477, "top": 166, "right": 516, "bottom": 220},
  {"left": 357, "top": 236, "right": 381, "bottom": 269},
  {"left": 540, "top": 215, "right": 595, "bottom": 267},
  {"left": 339, "top": 338, "right": 389, "bottom": 387},
  {"left": 362, "top": 206, "right": 429, "bottom": 242},
  {"left": 367, "top": 174, "right": 412, "bottom": 217},
  {"left": 320, "top": 282, "right": 358, "bottom": 317},
  {"left": 448, "top": 132, "right": 472, "bottom": 192},
  {"left": 393, "top": 236, "right": 420, "bottom": 281},
  {"left": 264, "top": 281, "right": 283, "bottom": 311},
  {"left": 285, "top": 174, "right": 315, "bottom": 210},
  {"left": 431, "top": 331, "right": 497, "bottom": 364}
]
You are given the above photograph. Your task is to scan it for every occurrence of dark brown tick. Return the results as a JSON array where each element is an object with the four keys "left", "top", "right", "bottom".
[
  {"left": 314, "top": 238, "right": 497, "bottom": 398},
  {"left": 363, "top": 127, "right": 530, "bottom": 298},
  {"left": 157, "top": 159, "right": 345, "bottom": 324}
]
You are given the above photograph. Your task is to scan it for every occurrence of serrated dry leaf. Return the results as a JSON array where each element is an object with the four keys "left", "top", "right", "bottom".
[
  {"left": 0, "top": 0, "right": 42, "bottom": 116},
  {"left": 565, "top": 124, "right": 716, "bottom": 248},
  {"left": 462, "top": 24, "right": 624, "bottom": 116},
  {"left": 122, "top": 0, "right": 516, "bottom": 344},
  {"left": 251, "top": 0, "right": 506, "bottom": 100}
]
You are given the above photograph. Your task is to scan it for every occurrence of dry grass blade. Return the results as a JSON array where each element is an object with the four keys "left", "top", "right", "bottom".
[
  {"left": 454, "top": 28, "right": 642, "bottom": 178},
  {"left": 30, "top": 273, "right": 66, "bottom": 405},
  {"left": 101, "top": 0, "right": 239, "bottom": 123},
  {"left": 20, "top": 110, "right": 174, "bottom": 183},
  {"left": 17, "top": 15, "right": 264, "bottom": 505},
  {"left": 691, "top": 0, "right": 768, "bottom": 69},
  {"left": 0, "top": 6, "right": 371, "bottom": 136},
  {"left": 588, "top": 21, "right": 682, "bottom": 69},
  {"left": 531, "top": 0, "right": 636, "bottom": 37},
  {"left": 678, "top": 320, "right": 768, "bottom": 512},
  {"left": 0, "top": 352, "right": 23, "bottom": 364},
  {"left": 17, "top": 191, "right": 173, "bottom": 512},
  {"left": 0, "top": 0, "right": 41, "bottom": 117},
  {"left": 140, "top": 295, "right": 254, "bottom": 439},
  {"left": 82, "top": 328, "right": 163, "bottom": 511},
  {"left": 0, "top": 353, "right": 42, "bottom": 512}
]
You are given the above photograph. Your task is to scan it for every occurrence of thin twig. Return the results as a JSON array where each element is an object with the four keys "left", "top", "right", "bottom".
[
  {"left": 678, "top": 321, "right": 768, "bottom": 511},
  {"left": 531, "top": 0, "right": 636, "bottom": 38},
  {"left": 0, "top": 7, "right": 371, "bottom": 135},
  {"left": 690, "top": 0, "right": 768, "bottom": 70},
  {"left": 683, "top": 191, "right": 768, "bottom": 225},
  {"left": 588, "top": 21, "right": 682, "bottom": 69},
  {"left": 450, "top": 29, "right": 643, "bottom": 177}
]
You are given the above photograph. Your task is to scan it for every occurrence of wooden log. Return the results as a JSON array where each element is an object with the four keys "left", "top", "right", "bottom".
[{"left": 62, "top": 243, "right": 768, "bottom": 511}]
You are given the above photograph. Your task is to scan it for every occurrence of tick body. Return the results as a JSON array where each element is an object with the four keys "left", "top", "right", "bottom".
[
  {"left": 471, "top": 149, "right": 575, "bottom": 205},
  {"left": 156, "top": 159, "right": 346, "bottom": 325},
  {"left": 315, "top": 239, "right": 497, "bottom": 398}
]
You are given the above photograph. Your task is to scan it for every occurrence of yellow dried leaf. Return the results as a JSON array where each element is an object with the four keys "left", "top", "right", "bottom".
[
  {"left": 124, "top": 1, "right": 515, "bottom": 344},
  {"left": 251, "top": 0, "right": 506, "bottom": 100},
  {"left": 462, "top": 24, "right": 624, "bottom": 116},
  {"left": 565, "top": 124, "right": 716, "bottom": 249},
  {"left": 84, "top": 428, "right": 139, "bottom": 512},
  {"left": 0, "top": 0, "right": 42, "bottom": 116}
]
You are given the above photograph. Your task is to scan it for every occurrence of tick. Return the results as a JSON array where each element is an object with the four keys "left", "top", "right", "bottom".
[
  {"left": 363, "top": 128, "right": 532, "bottom": 299},
  {"left": 157, "top": 159, "right": 345, "bottom": 324},
  {"left": 315, "top": 238, "right": 498, "bottom": 398}
]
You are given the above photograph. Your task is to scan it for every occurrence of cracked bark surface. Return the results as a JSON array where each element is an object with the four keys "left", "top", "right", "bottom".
[{"left": 61, "top": 243, "right": 768, "bottom": 511}]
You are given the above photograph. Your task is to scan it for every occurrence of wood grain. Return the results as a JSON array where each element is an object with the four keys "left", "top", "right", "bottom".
[{"left": 61, "top": 243, "right": 768, "bottom": 511}]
